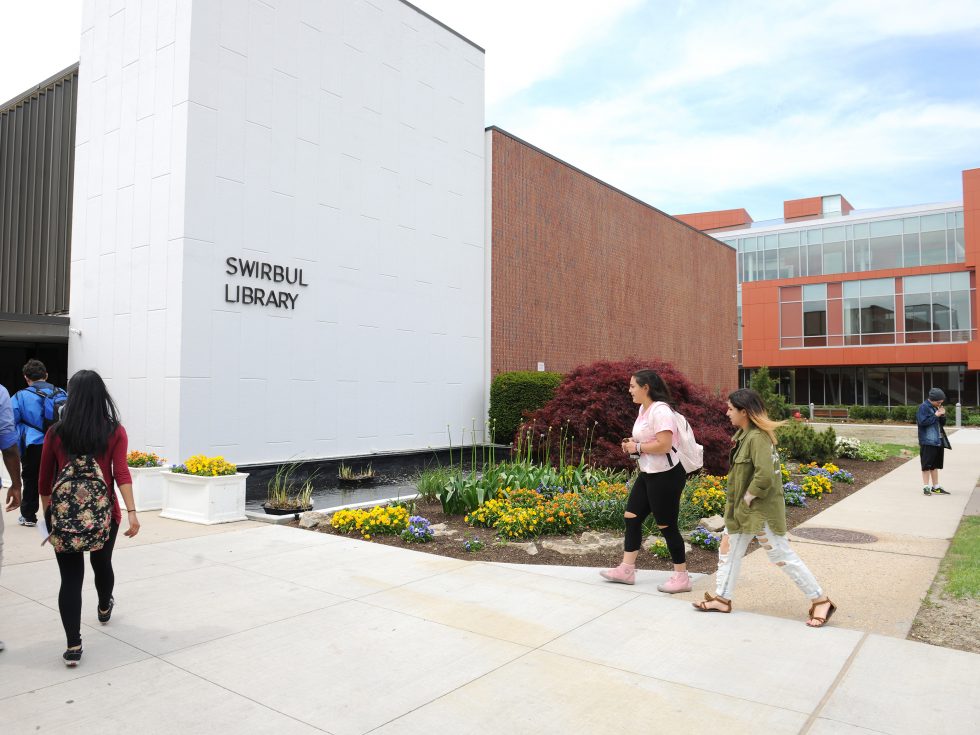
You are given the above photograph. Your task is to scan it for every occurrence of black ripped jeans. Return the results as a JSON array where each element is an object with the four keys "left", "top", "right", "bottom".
[
  {"left": 54, "top": 521, "right": 119, "bottom": 647},
  {"left": 624, "top": 463, "right": 687, "bottom": 563}
]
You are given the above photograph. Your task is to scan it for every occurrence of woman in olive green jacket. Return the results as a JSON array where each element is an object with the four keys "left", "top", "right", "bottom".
[{"left": 692, "top": 389, "right": 837, "bottom": 627}]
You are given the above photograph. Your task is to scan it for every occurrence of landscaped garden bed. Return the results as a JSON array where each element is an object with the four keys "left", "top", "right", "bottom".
[
  {"left": 302, "top": 455, "right": 907, "bottom": 574},
  {"left": 298, "top": 361, "right": 913, "bottom": 574}
]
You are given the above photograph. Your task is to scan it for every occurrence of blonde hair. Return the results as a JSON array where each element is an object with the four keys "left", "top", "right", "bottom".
[{"left": 728, "top": 388, "right": 785, "bottom": 445}]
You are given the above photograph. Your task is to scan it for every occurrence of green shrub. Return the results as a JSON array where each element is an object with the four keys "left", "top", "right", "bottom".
[
  {"left": 857, "top": 441, "right": 888, "bottom": 461},
  {"left": 813, "top": 426, "right": 838, "bottom": 463},
  {"left": 489, "top": 371, "right": 563, "bottom": 442},
  {"left": 889, "top": 406, "right": 916, "bottom": 423},
  {"left": 848, "top": 405, "right": 865, "bottom": 420},
  {"left": 749, "top": 367, "right": 789, "bottom": 420},
  {"left": 967, "top": 414, "right": 980, "bottom": 427},
  {"left": 777, "top": 421, "right": 816, "bottom": 461},
  {"left": 777, "top": 422, "right": 838, "bottom": 463}
]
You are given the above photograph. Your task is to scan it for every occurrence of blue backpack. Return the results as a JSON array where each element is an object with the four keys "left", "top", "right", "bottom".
[{"left": 24, "top": 385, "right": 68, "bottom": 434}]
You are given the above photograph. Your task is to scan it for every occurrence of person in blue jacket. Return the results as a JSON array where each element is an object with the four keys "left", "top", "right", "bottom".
[
  {"left": 916, "top": 387, "right": 951, "bottom": 496},
  {"left": 11, "top": 360, "right": 67, "bottom": 526},
  {"left": 1, "top": 382, "right": 24, "bottom": 653}
]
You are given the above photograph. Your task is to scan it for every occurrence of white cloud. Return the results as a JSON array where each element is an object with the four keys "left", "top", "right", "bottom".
[
  {"left": 487, "top": 0, "right": 980, "bottom": 214},
  {"left": 508, "top": 92, "right": 980, "bottom": 214},
  {"left": 413, "top": 0, "right": 644, "bottom": 104}
]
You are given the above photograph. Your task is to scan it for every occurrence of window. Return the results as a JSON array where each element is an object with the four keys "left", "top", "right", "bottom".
[
  {"left": 777, "top": 231, "right": 801, "bottom": 278},
  {"left": 902, "top": 217, "right": 920, "bottom": 267},
  {"left": 903, "top": 272, "right": 972, "bottom": 343},
  {"left": 869, "top": 219, "right": 902, "bottom": 270},
  {"left": 845, "top": 278, "right": 895, "bottom": 345},
  {"left": 802, "top": 284, "right": 827, "bottom": 346},
  {"left": 732, "top": 209, "right": 963, "bottom": 283},
  {"left": 823, "top": 226, "right": 845, "bottom": 274},
  {"left": 920, "top": 213, "right": 947, "bottom": 266}
]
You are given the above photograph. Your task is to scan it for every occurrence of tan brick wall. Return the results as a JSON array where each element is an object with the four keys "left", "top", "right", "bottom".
[{"left": 489, "top": 129, "right": 738, "bottom": 395}]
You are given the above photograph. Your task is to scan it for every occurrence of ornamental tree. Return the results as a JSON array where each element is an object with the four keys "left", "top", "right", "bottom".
[{"left": 518, "top": 358, "right": 733, "bottom": 474}]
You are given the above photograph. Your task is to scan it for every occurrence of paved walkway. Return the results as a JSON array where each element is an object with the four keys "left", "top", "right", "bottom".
[{"left": 2, "top": 434, "right": 979, "bottom": 734}]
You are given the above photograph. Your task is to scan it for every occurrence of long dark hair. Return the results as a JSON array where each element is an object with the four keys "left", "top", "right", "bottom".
[
  {"left": 55, "top": 370, "right": 121, "bottom": 456},
  {"left": 728, "top": 388, "right": 784, "bottom": 445},
  {"left": 633, "top": 369, "right": 672, "bottom": 404}
]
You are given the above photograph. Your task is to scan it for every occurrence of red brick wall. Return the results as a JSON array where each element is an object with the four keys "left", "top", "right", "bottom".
[{"left": 489, "top": 129, "right": 738, "bottom": 394}]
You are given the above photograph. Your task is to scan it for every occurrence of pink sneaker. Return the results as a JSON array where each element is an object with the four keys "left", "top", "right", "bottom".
[
  {"left": 657, "top": 572, "right": 692, "bottom": 594},
  {"left": 600, "top": 564, "right": 636, "bottom": 585}
]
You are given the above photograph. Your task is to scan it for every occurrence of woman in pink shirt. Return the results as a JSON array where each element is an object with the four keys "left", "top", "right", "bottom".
[
  {"left": 39, "top": 370, "right": 140, "bottom": 666},
  {"left": 600, "top": 369, "right": 691, "bottom": 592}
]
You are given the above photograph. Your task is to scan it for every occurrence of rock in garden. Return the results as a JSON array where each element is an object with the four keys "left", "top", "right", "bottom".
[
  {"left": 505, "top": 541, "right": 538, "bottom": 556},
  {"left": 299, "top": 511, "right": 328, "bottom": 529},
  {"left": 578, "top": 531, "right": 625, "bottom": 553},
  {"left": 429, "top": 523, "right": 457, "bottom": 537},
  {"left": 699, "top": 515, "right": 725, "bottom": 533},
  {"left": 540, "top": 532, "right": 622, "bottom": 556}
]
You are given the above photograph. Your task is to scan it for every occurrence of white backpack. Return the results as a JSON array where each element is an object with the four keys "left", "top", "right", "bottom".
[{"left": 671, "top": 410, "right": 704, "bottom": 474}]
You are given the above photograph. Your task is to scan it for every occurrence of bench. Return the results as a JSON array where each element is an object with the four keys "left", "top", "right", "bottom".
[{"left": 810, "top": 407, "right": 849, "bottom": 421}]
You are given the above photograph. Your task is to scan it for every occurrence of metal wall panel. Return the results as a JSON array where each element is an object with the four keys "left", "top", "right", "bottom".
[{"left": 0, "top": 63, "right": 77, "bottom": 316}]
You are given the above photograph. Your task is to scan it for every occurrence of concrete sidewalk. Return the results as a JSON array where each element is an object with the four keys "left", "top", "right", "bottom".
[
  {"left": 670, "top": 427, "right": 980, "bottom": 636},
  {"left": 2, "top": 435, "right": 979, "bottom": 734}
]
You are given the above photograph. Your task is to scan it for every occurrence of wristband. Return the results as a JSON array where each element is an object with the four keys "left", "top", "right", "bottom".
[
  {"left": 127, "top": 509, "right": 137, "bottom": 513},
  {"left": 636, "top": 441, "right": 642, "bottom": 454}
]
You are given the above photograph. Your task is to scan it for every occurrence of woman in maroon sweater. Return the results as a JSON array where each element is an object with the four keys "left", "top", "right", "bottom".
[{"left": 39, "top": 370, "right": 139, "bottom": 666}]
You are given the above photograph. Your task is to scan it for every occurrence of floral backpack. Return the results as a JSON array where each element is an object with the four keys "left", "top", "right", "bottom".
[{"left": 49, "top": 456, "right": 112, "bottom": 553}]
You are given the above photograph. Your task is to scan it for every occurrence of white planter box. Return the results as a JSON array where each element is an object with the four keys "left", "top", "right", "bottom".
[
  {"left": 160, "top": 471, "right": 250, "bottom": 525},
  {"left": 129, "top": 466, "right": 168, "bottom": 511}
]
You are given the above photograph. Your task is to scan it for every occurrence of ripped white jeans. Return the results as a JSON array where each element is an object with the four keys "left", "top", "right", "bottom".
[{"left": 716, "top": 522, "right": 823, "bottom": 601}]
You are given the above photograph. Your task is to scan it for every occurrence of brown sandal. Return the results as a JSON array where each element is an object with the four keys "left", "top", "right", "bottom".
[
  {"left": 692, "top": 592, "right": 732, "bottom": 613},
  {"left": 807, "top": 598, "right": 837, "bottom": 628}
]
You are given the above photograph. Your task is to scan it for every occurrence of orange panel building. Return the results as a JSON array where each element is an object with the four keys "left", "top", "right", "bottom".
[{"left": 677, "top": 171, "right": 978, "bottom": 407}]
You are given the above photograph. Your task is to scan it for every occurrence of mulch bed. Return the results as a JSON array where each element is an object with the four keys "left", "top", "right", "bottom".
[{"left": 305, "top": 455, "right": 908, "bottom": 574}]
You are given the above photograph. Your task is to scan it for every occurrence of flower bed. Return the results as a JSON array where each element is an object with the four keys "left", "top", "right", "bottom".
[{"left": 307, "top": 455, "right": 909, "bottom": 575}]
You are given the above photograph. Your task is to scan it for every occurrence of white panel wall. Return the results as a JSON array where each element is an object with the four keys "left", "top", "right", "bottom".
[{"left": 69, "top": 0, "right": 486, "bottom": 465}]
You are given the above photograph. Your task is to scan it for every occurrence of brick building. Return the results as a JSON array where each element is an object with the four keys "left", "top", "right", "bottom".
[
  {"left": 487, "top": 127, "right": 738, "bottom": 394},
  {"left": 678, "top": 170, "right": 979, "bottom": 407}
]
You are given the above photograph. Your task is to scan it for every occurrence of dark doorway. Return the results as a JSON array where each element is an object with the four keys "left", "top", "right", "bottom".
[{"left": 0, "top": 342, "right": 69, "bottom": 394}]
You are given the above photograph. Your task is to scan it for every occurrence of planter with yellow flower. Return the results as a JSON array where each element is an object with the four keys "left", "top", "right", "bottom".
[
  {"left": 161, "top": 455, "right": 249, "bottom": 525},
  {"left": 127, "top": 450, "right": 167, "bottom": 511}
]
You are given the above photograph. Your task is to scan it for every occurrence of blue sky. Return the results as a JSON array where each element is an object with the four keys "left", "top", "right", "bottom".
[{"left": 3, "top": 1, "right": 978, "bottom": 221}]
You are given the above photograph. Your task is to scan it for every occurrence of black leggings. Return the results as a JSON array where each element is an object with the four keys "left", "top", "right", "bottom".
[
  {"left": 625, "top": 464, "right": 687, "bottom": 563},
  {"left": 54, "top": 521, "right": 119, "bottom": 647}
]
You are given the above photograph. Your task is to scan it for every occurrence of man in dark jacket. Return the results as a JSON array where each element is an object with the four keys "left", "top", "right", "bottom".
[
  {"left": 916, "top": 387, "right": 951, "bottom": 496},
  {"left": 11, "top": 360, "right": 67, "bottom": 526}
]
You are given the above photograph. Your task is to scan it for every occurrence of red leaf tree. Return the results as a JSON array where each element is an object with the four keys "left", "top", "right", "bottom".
[{"left": 517, "top": 358, "right": 733, "bottom": 474}]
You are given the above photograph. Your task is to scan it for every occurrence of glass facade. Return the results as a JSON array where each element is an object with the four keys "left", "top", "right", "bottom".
[
  {"left": 739, "top": 366, "right": 979, "bottom": 406},
  {"left": 726, "top": 209, "right": 965, "bottom": 284},
  {"left": 779, "top": 273, "right": 973, "bottom": 349}
]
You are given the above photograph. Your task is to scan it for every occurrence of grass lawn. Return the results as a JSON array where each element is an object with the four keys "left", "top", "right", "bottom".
[
  {"left": 879, "top": 442, "right": 919, "bottom": 457},
  {"left": 942, "top": 516, "right": 980, "bottom": 598}
]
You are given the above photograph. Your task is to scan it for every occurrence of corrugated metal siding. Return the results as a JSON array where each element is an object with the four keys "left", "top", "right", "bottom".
[{"left": 0, "top": 64, "right": 77, "bottom": 316}]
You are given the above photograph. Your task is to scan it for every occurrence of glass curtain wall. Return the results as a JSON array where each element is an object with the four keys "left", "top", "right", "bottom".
[
  {"left": 741, "top": 365, "right": 972, "bottom": 406},
  {"left": 730, "top": 209, "right": 965, "bottom": 284}
]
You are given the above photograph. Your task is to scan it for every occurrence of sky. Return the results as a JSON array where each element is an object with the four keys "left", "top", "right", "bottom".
[{"left": 2, "top": 0, "right": 978, "bottom": 221}]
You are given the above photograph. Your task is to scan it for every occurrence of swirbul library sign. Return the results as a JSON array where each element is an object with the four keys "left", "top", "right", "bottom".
[{"left": 223, "top": 257, "right": 308, "bottom": 310}]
